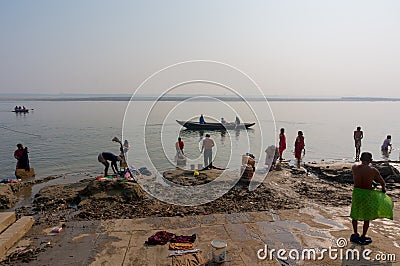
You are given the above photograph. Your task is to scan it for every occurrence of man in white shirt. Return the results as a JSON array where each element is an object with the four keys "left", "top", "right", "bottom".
[{"left": 201, "top": 134, "right": 215, "bottom": 169}]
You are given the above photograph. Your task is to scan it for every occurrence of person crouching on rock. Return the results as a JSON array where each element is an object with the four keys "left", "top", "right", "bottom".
[{"left": 98, "top": 152, "right": 122, "bottom": 176}]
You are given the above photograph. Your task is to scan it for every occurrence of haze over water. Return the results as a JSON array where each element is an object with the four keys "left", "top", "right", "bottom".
[{"left": 0, "top": 100, "right": 398, "bottom": 179}]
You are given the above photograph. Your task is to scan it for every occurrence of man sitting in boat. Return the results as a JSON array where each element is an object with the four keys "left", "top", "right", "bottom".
[
  {"left": 221, "top": 118, "right": 226, "bottom": 124},
  {"left": 199, "top": 114, "right": 205, "bottom": 124},
  {"left": 235, "top": 116, "right": 241, "bottom": 125}
]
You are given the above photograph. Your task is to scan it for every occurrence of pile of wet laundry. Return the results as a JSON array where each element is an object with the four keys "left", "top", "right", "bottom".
[
  {"left": 145, "top": 231, "right": 207, "bottom": 265},
  {"left": 95, "top": 166, "right": 152, "bottom": 182},
  {"left": 0, "top": 178, "right": 21, "bottom": 183}
]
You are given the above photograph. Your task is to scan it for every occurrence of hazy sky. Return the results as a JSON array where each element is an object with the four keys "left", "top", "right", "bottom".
[{"left": 1, "top": 0, "right": 400, "bottom": 97}]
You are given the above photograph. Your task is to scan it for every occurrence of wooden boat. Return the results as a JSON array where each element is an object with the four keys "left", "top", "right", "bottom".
[
  {"left": 176, "top": 120, "right": 255, "bottom": 130},
  {"left": 12, "top": 109, "right": 29, "bottom": 113}
]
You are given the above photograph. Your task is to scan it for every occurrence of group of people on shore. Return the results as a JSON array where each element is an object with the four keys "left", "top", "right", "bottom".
[
  {"left": 273, "top": 127, "right": 392, "bottom": 246},
  {"left": 175, "top": 127, "right": 306, "bottom": 171},
  {"left": 272, "top": 126, "right": 394, "bottom": 170},
  {"left": 13, "top": 127, "right": 392, "bottom": 248},
  {"left": 353, "top": 126, "right": 393, "bottom": 161},
  {"left": 172, "top": 124, "right": 392, "bottom": 247},
  {"left": 175, "top": 134, "right": 215, "bottom": 170},
  {"left": 267, "top": 128, "right": 305, "bottom": 169}
]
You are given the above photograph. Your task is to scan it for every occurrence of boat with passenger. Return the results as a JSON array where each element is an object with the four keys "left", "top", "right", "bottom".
[
  {"left": 12, "top": 106, "right": 30, "bottom": 113},
  {"left": 176, "top": 120, "right": 255, "bottom": 130}
]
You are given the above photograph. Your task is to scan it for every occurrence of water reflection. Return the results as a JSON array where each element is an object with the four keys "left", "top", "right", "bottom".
[
  {"left": 382, "top": 151, "right": 391, "bottom": 161},
  {"left": 179, "top": 129, "right": 244, "bottom": 142},
  {"left": 235, "top": 129, "right": 240, "bottom": 140},
  {"left": 221, "top": 131, "right": 226, "bottom": 145},
  {"left": 174, "top": 128, "right": 253, "bottom": 171}
]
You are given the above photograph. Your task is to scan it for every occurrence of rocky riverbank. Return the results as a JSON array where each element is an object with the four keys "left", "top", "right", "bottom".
[
  {"left": 12, "top": 161, "right": 400, "bottom": 227},
  {"left": 305, "top": 161, "right": 400, "bottom": 188},
  {"left": 2, "top": 161, "right": 399, "bottom": 264},
  {"left": 0, "top": 176, "right": 60, "bottom": 209}
]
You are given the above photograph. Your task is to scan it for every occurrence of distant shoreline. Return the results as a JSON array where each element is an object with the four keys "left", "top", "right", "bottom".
[{"left": 1, "top": 96, "right": 400, "bottom": 102}]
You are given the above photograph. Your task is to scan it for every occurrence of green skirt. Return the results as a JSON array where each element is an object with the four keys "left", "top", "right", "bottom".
[{"left": 350, "top": 188, "right": 394, "bottom": 221}]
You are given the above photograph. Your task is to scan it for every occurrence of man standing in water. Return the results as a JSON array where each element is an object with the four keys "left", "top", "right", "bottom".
[
  {"left": 201, "top": 134, "right": 215, "bottom": 169},
  {"left": 350, "top": 152, "right": 387, "bottom": 245},
  {"left": 353, "top": 126, "right": 363, "bottom": 162}
]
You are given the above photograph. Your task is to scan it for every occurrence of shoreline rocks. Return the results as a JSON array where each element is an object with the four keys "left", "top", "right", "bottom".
[
  {"left": 9, "top": 162, "right": 400, "bottom": 226},
  {"left": 0, "top": 175, "right": 60, "bottom": 209},
  {"left": 305, "top": 161, "right": 400, "bottom": 186}
]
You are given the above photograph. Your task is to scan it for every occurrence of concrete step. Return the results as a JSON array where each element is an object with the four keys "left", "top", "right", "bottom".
[
  {"left": 0, "top": 212, "right": 16, "bottom": 234},
  {"left": 0, "top": 216, "right": 34, "bottom": 258}
]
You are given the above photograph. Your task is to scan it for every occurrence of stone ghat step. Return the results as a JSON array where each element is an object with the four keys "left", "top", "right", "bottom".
[
  {"left": 0, "top": 212, "right": 16, "bottom": 234},
  {"left": 0, "top": 216, "right": 34, "bottom": 258}
]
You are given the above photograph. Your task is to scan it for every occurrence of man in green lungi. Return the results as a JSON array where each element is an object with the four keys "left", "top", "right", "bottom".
[{"left": 350, "top": 152, "right": 392, "bottom": 245}]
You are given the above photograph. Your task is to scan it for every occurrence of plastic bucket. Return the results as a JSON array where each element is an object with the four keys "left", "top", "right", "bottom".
[
  {"left": 242, "top": 155, "right": 249, "bottom": 165},
  {"left": 211, "top": 240, "right": 227, "bottom": 263}
]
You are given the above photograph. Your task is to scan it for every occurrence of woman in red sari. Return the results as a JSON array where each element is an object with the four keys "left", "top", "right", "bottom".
[
  {"left": 294, "top": 131, "right": 305, "bottom": 168},
  {"left": 278, "top": 128, "right": 286, "bottom": 161}
]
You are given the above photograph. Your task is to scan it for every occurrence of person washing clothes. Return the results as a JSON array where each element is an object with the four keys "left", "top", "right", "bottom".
[{"left": 98, "top": 152, "right": 122, "bottom": 176}]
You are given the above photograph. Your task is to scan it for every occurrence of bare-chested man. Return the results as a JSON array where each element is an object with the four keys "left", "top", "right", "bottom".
[
  {"left": 350, "top": 152, "right": 386, "bottom": 244},
  {"left": 353, "top": 126, "right": 363, "bottom": 162}
]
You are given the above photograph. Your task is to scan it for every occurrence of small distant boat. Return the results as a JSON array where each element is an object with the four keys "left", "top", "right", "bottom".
[
  {"left": 176, "top": 120, "right": 255, "bottom": 130},
  {"left": 12, "top": 109, "right": 29, "bottom": 113}
]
